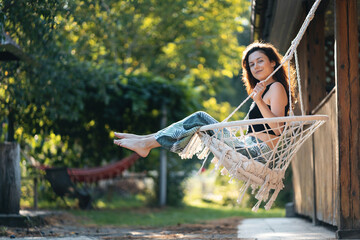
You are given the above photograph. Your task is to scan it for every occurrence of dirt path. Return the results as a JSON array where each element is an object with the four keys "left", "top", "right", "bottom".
[{"left": 1, "top": 212, "right": 242, "bottom": 239}]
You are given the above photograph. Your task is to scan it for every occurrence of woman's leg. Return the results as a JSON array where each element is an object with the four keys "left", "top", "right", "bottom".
[
  {"left": 114, "top": 111, "right": 218, "bottom": 157},
  {"left": 114, "top": 135, "right": 160, "bottom": 157},
  {"left": 235, "top": 136, "right": 272, "bottom": 165},
  {"left": 154, "top": 111, "right": 218, "bottom": 153}
]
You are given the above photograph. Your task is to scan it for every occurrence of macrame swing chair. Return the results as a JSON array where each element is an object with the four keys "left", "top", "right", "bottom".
[{"left": 179, "top": 0, "right": 328, "bottom": 212}]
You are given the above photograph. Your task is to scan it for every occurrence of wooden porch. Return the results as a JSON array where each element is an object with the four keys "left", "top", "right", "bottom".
[{"left": 251, "top": 0, "right": 360, "bottom": 238}]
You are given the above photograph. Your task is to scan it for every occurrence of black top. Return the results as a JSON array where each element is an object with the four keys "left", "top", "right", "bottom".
[{"left": 247, "top": 82, "right": 289, "bottom": 136}]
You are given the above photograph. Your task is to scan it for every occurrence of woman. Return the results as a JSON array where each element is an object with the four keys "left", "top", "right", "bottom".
[{"left": 114, "top": 42, "right": 295, "bottom": 164}]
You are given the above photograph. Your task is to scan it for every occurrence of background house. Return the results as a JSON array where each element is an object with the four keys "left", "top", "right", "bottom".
[{"left": 251, "top": 0, "right": 360, "bottom": 238}]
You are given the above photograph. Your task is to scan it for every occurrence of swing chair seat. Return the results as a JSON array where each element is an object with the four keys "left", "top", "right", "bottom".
[
  {"left": 178, "top": 0, "right": 325, "bottom": 211},
  {"left": 199, "top": 115, "right": 329, "bottom": 132},
  {"left": 180, "top": 115, "right": 328, "bottom": 211}
]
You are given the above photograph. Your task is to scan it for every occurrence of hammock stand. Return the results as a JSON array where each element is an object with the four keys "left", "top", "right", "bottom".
[{"left": 179, "top": 0, "right": 328, "bottom": 211}]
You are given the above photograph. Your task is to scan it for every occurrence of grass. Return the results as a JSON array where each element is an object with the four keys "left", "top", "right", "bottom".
[
  {"left": 22, "top": 170, "right": 286, "bottom": 228},
  {"left": 93, "top": 194, "right": 146, "bottom": 209},
  {"left": 69, "top": 194, "right": 285, "bottom": 227}
]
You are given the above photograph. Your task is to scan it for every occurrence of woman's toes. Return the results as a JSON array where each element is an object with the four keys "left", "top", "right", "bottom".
[
  {"left": 114, "top": 139, "right": 122, "bottom": 146},
  {"left": 114, "top": 132, "right": 123, "bottom": 138}
]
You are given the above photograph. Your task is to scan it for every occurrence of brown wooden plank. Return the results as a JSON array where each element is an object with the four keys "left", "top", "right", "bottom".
[
  {"left": 307, "top": 7, "right": 327, "bottom": 113},
  {"left": 335, "top": 0, "right": 351, "bottom": 229},
  {"left": 292, "top": 138, "right": 314, "bottom": 217},
  {"left": 348, "top": 0, "right": 360, "bottom": 230},
  {"left": 313, "top": 92, "right": 337, "bottom": 226},
  {"left": 335, "top": 0, "right": 360, "bottom": 231}
]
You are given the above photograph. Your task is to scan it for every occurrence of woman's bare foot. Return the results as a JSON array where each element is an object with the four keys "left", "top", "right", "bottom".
[
  {"left": 114, "top": 132, "right": 155, "bottom": 139},
  {"left": 114, "top": 132, "right": 141, "bottom": 139},
  {"left": 114, "top": 136, "right": 160, "bottom": 157}
]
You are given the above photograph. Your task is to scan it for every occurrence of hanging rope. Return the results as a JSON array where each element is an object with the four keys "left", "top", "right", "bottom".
[{"left": 294, "top": 49, "right": 305, "bottom": 115}]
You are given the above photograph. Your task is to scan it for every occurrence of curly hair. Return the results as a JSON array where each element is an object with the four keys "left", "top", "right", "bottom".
[{"left": 241, "top": 41, "right": 296, "bottom": 106}]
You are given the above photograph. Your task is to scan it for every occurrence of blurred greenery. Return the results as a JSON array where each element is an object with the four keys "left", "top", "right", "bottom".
[
  {"left": 0, "top": 0, "right": 293, "bottom": 209},
  {"left": 1, "top": 0, "right": 250, "bottom": 163}
]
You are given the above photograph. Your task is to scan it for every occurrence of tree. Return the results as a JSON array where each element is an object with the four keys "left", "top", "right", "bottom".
[
  {"left": 59, "top": 0, "right": 249, "bottom": 95},
  {"left": 1, "top": 0, "right": 251, "bottom": 206}
]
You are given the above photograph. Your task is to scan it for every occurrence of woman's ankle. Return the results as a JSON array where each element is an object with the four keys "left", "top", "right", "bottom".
[{"left": 144, "top": 136, "right": 161, "bottom": 149}]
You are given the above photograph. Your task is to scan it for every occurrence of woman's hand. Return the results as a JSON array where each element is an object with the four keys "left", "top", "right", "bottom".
[{"left": 252, "top": 82, "right": 266, "bottom": 103}]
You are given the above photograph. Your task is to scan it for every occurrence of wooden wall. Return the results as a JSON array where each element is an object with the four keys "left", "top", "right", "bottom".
[
  {"left": 306, "top": 6, "right": 327, "bottom": 112},
  {"left": 293, "top": 1, "right": 360, "bottom": 236},
  {"left": 292, "top": 136, "right": 315, "bottom": 217},
  {"left": 292, "top": 92, "right": 337, "bottom": 226},
  {"left": 313, "top": 91, "right": 338, "bottom": 226},
  {"left": 292, "top": 0, "right": 338, "bottom": 226},
  {"left": 252, "top": 0, "right": 360, "bottom": 234}
]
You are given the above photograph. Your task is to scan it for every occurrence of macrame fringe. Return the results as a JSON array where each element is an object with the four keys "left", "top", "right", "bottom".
[
  {"left": 221, "top": 167, "right": 228, "bottom": 176},
  {"left": 179, "top": 133, "right": 204, "bottom": 159},
  {"left": 252, "top": 200, "right": 262, "bottom": 212},
  {"left": 237, "top": 180, "right": 251, "bottom": 204},
  {"left": 178, "top": 129, "right": 289, "bottom": 211}
]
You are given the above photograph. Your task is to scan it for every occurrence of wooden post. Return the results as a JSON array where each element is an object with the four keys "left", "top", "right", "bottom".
[
  {"left": 159, "top": 105, "right": 167, "bottom": 207},
  {"left": 33, "top": 177, "right": 38, "bottom": 210},
  {"left": 335, "top": 0, "right": 360, "bottom": 238},
  {"left": 0, "top": 142, "right": 21, "bottom": 214}
]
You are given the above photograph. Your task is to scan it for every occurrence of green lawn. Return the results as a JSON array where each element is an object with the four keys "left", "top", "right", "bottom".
[
  {"left": 23, "top": 172, "right": 286, "bottom": 228},
  {"left": 69, "top": 195, "right": 285, "bottom": 227}
]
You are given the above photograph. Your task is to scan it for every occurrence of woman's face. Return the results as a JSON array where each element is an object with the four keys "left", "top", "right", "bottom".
[{"left": 248, "top": 50, "right": 276, "bottom": 81}]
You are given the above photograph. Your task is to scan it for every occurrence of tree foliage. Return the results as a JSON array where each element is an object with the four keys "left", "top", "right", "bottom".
[
  {"left": 1, "top": 0, "right": 250, "bottom": 162},
  {"left": 62, "top": 0, "right": 248, "bottom": 92},
  {"left": 1, "top": 0, "right": 251, "bottom": 205}
]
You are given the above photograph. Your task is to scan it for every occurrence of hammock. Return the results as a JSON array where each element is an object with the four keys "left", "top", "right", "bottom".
[
  {"left": 26, "top": 151, "right": 140, "bottom": 183},
  {"left": 68, "top": 153, "right": 140, "bottom": 183},
  {"left": 179, "top": 0, "right": 328, "bottom": 211},
  {"left": 24, "top": 151, "right": 139, "bottom": 208}
]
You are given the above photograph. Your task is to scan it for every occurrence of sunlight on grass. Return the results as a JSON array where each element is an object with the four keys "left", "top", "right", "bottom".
[
  {"left": 93, "top": 194, "right": 146, "bottom": 209},
  {"left": 21, "top": 197, "right": 79, "bottom": 210},
  {"left": 70, "top": 203, "right": 284, "bottom": 227},
  {"left": 69, "top": 171, "right": 285, "bottom": 227},
  {"left": 184, "top": 169, "right": 255, "bottom": 208}
]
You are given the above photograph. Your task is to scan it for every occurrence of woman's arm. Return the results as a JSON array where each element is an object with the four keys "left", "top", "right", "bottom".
[{"left": 253, "top": 82, "right": 288, "bottom": 135}]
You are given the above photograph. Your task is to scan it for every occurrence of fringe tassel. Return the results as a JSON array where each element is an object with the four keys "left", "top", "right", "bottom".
[
  {"left": 265, "top": 187, "right": 281, "bottom": 210},
  {"left": 197, "top": 154, "right": 209, "bottom": 175},
  {"left": 178, "top": 131, "right": 285, "bottom": 212},
  {"left": 255, "top": 175, "right": 270, "bottom": 200},
  {"left": 211, "top": 157, "right": 218, "bottom": 164},
  {"left": 252, "top": 200, "right": 262, "bottom": 212},
  {"left": 237, "top": 180, "right": 250, "bottom": 204},
  {"left": 214, "top": 148, "right": 226, "bottom": 171},
  {"left": 179, "top": 133, "right": 203, "bottom": 159},
  {"left": 251, "top": 185, "right": 257, "bottom": 195},
  {"left": 220, "top": 167, "right": 228, "bottom": 176},
  {"left": 197, "top": 147, "right": 210, "bottom": 159}
]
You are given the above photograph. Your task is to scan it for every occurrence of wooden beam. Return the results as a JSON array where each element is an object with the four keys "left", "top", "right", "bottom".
[
  {"left": 335, "top": 0, "right": 360, "bottom": 234},
  {"left": 307, "top": 7, "right": 327, "bottom": 113}
]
